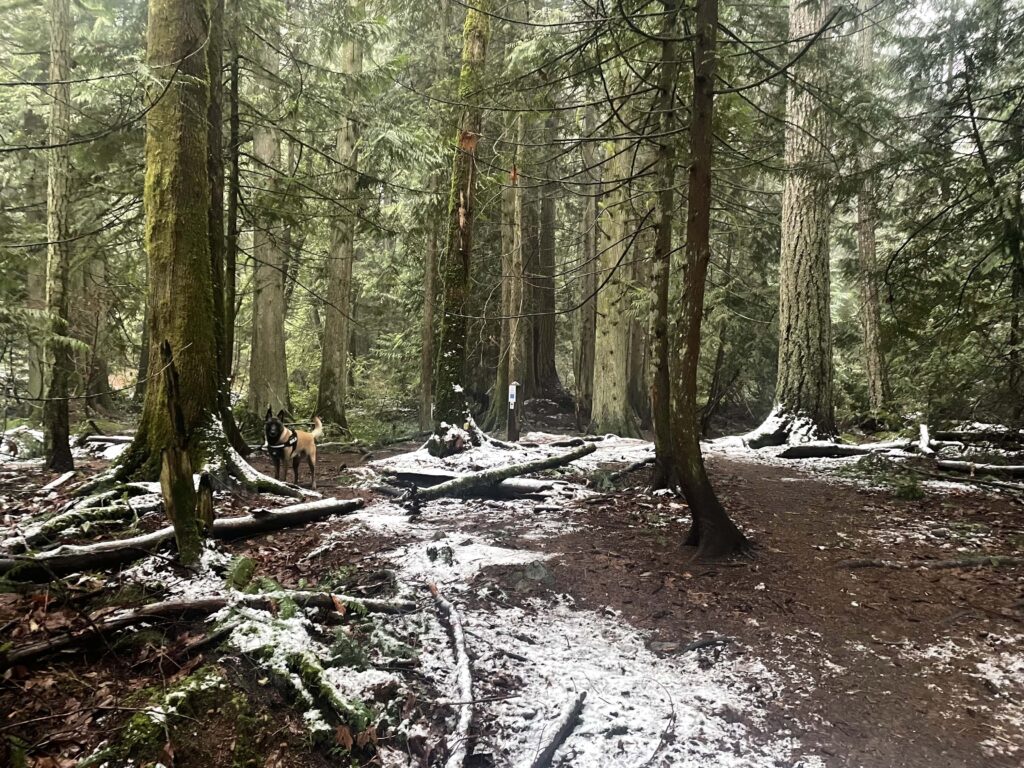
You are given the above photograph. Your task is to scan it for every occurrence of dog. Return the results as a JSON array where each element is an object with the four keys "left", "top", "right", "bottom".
[{"left": 264, "top": 409, "right": 323, "bottom": 489}]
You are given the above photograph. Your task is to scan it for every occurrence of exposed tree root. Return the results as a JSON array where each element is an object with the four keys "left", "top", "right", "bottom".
[
  {"left": 840, "top": 555, "right": 1024, "bottom": 570},
  {"left": 0, "top": 497, "right": 365, "bottom": 580},
  {"left": 528, "top": 691, "right": 587, "bottom": 768},
  {"left": 429, "top": 582, "right": 473, "bottom": 768},
  {"left": 2, "top": 589, "right": 417, "bottom": 669}
]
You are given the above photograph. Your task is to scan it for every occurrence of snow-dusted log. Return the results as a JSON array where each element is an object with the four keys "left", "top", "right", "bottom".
[
  {"left": 528, "top": 691, "right": 587, "bottom": 768},
  {"left": 83, "top": 435, "right": 134, "bottom": 445},
  {"left": 401, "top": 443, "right": 595, "bottom": 504},
  {"left": 777, "top": 440, "right": 912, "bottom": 459},
  {"left": 840, "top": 555, "right": 1024, "bottom": 570},
  {"left": 935, "top": 460, "right": 1024, "bottom": 477},
  {"left": 2, "top": 589, "right": 416, "bottom": 669},
  {"left": 429, "top": 582, "right": 473, "bottom": 768},
  {"left": 931, "top": 429, "right": 1024, "bottom": 444},
  {"left": 0, "top": 497, "right": 364, "bottom": 580},
  {"left": 918, "top": 424, "right": 935, "bottom": 456}
]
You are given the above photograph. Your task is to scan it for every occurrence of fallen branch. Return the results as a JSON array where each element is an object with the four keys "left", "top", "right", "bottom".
[
  {"left": 528, "top": 691, "right": 587, "bottom": 768},
  {"left": 429, "top": 582, "right": 473, "bottom": 768},
  {"left": 2, "top": 589, "right": 416, "bottom": 669},
  {"left": 402, "top": 443, "right": 596, "bottom": 505},
  {"left": 934, "top": 460, "right": 1024, "bottom": 478},
  {"left": 0, "top": 497, "right": 365, "bottom": 580},
  {"left": 931, "top": 429, "right": 1024, "bottom": 444},
  {"left": 83, "top": 435, "right": 134, "bottom": 445},
  {"left": 609, "top": 456, "right": 656, "bottom": 481},
  {"left": 840, "top": 555, "right": 1024, "bottom": 570},
  {"left": 38, "top": 471, "right": 77, "bottom": 494}
]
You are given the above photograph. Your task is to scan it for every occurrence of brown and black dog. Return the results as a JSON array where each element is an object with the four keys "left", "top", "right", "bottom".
[{"left": 264, "top": 409, "right": 323, "bottom": 489}]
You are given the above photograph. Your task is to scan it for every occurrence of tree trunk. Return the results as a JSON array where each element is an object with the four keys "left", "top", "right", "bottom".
[
  {"left": 671, "top": 0, "right": 747, "bottom": 557},
  {"left": 522, "top": 178, "right": 540, "bottom": 399},
  {"left": 431, "top": 2, "right": 490, "bottom": 444},
  {"left": 119, "top": 0, "right": 222, "bottom": 481},
  {"left": 534, "top": 112, "right": 561, "bottom": 395},
  {"left": 484, "top": 148, "right": 517, "bottom": 432},
  {"left": 42, "top": 0, "right": 74, "bottom": 473},
  {"left": 574, "top": 106, "right": 598, "bottom": 429},
  {"left": 224, "top": 0, "right": 240, "bottom": 385},
  {"left": 420, "top": 218, "right": 438, "bottom": 431},
  {"left": 208, "top": 0, "right": 227, "bottom": 397},
  {"left": 317, "top": 0, "right": 364, "bottom": 432},
  {"left": 590, "top": 140, "right": 639, "bottom": 437},
  {"left": 855, "top": 0, "right": 888, "bottom": 419},
  {"left": 247, "top": 32, "right": 289, "bottom": 416},
  {"left": 748, "top": 0, "right": 836, "bottom": 447},
  {"left": 649, "top": 1, "right": 681, "bottom": 488},
  {"left": 26, "top": 158, "right": 47, "bottom": 409}
]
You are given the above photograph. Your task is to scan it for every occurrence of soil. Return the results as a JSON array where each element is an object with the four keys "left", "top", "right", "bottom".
[{"left": 2, "top": 440, "right": 1023, "bottom": 767}]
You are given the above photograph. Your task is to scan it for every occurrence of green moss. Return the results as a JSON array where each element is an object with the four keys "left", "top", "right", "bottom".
[{"left": 226, "top": 555, "right": 256, "bottom": 590}]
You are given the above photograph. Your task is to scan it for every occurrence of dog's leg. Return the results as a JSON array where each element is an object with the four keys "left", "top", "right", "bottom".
[
  {"left": 293, "top": 455, "right": 301, "bottom": 485},
  {"left": 272, "top": 457, "right": 280, "bottom": 480},
  {"left": 307, "top": 456, "right": 316, "bottom": 490}
]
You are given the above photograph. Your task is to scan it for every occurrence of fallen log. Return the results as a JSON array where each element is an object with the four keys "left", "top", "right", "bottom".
[
  {"left": 0, "top": 497, "right": 365, "bottom": 580},
  {"left": 931, "top": 429, "right": 1024, "bottom": 444},
  {"left": 918, "top": 424, "right": 934, "bottom": 456},
  {"left": 401, "top": 443, "right": 596, "bottom": 505},
  {"left": 529, "top": 691, "right": 587, "bottom": 768},
  {"left": 778, "top": 441, "right": 912, "bottom": 459},
  {"left": 2, "top": 589, "right": 417, "bottom": 669},
  {"left": 429, "top": 582, "right": 473, "bottom": 768},
  {"left": 38, "top": 471, "right": 77, "bottom": 494},
  {"left": 83, "top": 435, "right": 134, "bottom": 445},
  {"left": 935, "top": 460, "right": 1024, "bottom": 478},
  {"left": 840, "top": 555, "right": 1024, "bottom": 570}
]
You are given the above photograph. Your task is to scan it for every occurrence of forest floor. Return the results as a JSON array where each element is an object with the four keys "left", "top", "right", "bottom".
[{"left": 1, "top": 424, "right": 1022, "bottom": 767}]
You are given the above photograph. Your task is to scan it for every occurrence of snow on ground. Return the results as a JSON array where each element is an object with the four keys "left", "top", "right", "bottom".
[
  {"left": 898, "top": 633, "right": 1024, "bottom": 759},
  {"left": 464, "top": 598, "right": 818, "bottom": 768},
  {"left": 331, "top": 462, "right": 827, "bottom": 766}
]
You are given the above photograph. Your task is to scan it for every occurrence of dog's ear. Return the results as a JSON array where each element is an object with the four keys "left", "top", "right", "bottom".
[
  {"left": 277, "top": 409, "right": 287, "bottom": 421},
  {"left": 265, "top": 407, "right": 273, "bottom": 421}
]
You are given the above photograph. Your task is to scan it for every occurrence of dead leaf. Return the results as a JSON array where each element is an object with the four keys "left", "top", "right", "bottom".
[
  {"left": 159, "top": 739, "right": 175, "bottom": 767},
  {"left": 335, "top": 724, "right": 354, "bottom": 750},
  {"left": 330, "top": 594, "right": 347, "bottom": 616}
]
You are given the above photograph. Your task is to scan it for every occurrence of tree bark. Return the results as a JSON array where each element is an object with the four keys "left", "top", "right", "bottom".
[
  {"left": 247, "top": 31, "right": 289, "bottom": 416},
  {"left": 649, "top": 3, "right": 681, "bottom": 487},
  {"left": 432, "top": 3, "right": 490, "bottom": 443},
  {"left": 574, "top": 106, "right": 599, "bottom": 429},
  {"left": 484, "top": 147, "right": 517, "bottom": 432},
  {"left": 670, "top": 0, "right": 747, "bottom": 557},
  {"left": 317, "top": 0, "right": 364, "bottom": 432},
  {"left": 591, "top": 141, "right": 639, "bottom": 437},
  {"left": 749, "top": 0, "right": 837, "bottom": 446},
  {"left": 420, "top": 218, "right": 438, "bottom": 431},
  {"left": 534, "top": 112, "right": 561, "bottom": 395},
  {"left": 118, "top": 0, "right": 225, "bottom": 482},
  {"left": 42, "top": 0, "right": 74, "bottom": 473},
  {"left": 855, "top": 0, "right": 889, "bottom": 418},
  {"left": 224, "top": 0, "right": 240, "bottom": 385}
]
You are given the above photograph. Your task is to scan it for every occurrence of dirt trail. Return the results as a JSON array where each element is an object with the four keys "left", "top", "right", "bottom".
[{"left": 259, "top": 441, "right": 1024, "bottom": 766}]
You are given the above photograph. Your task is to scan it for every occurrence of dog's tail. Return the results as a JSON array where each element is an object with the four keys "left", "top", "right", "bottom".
[{"left": 310, "top": 416, "right": 323, "bottom": 440}]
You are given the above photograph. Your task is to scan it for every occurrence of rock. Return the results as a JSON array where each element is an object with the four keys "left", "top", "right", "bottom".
[{"left": 648, "top": 641, "right": 680, "bottom": 654}]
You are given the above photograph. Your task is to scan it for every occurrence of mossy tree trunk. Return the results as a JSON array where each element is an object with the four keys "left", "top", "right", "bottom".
[
  {"left": 317, "top": 0, "right": 364, "bottom": 432},
  {"left": 749, "top": 0, "right": 836, "bottom": 446},
  {"left": 671, "top": 0, "right": 748, "bottom": 557},
  {"left": 432, "top": 2, "right": 490, "bottom": 439},
  {"left": 591, "top": 140, "right": 640, "bottom": 438},
  {"left": 121, "top": 0, "right": 221, "bottom": 484},
  {"left": 42, "top": 0, "right": 74, "bottom": 473}
]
